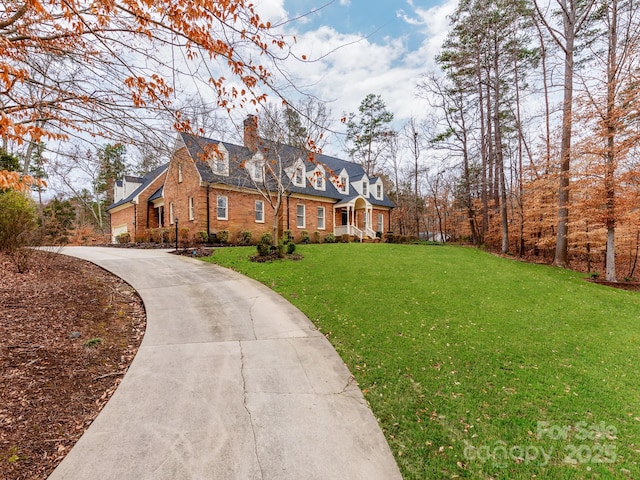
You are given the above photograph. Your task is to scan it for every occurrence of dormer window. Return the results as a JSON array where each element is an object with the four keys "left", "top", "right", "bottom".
[
  {"left": 377, "top": 183, "right": 382, "bottom": 199},
  {"left": 340, "top": 176, "right": 347, "bottom": 193},
  {"left": 247, "top": 155, "right": 264, "bottom": 182},
  {"left": 254, "top": 163, "right": 264, "bottom": 182},
  {"left": 295, "top": 167, "right": 303, "bottom": 185},
  {"left": 362, "top": 181, "right": 368, "bottom": 196},
  {"left": 310, "top": 165, "right": 326, "bottom": 191},
  {"left": 216, "top": 157, "right": 225, "bottom": 174},
  {"left": 209, "top": 144, "right": 229, "bottom": 176}
]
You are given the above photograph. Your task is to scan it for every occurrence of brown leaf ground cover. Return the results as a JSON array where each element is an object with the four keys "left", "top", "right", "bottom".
[{"left": 0, "top": 250, "right": 145, "bottom": 480}]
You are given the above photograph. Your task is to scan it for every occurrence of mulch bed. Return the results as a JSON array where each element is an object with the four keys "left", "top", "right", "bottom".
[
  {"left": 0, "top": 249, "right": 145, "bottom": 480},
  {"left": 586, "top": 278, "right": 640, "bottom": 292}
]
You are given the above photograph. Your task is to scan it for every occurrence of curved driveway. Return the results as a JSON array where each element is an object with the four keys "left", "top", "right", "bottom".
[{"left": 47, "top": 247, "right": 401, "bottom": 480}]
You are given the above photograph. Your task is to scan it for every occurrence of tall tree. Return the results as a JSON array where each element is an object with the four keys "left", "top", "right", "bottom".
[
  {"left": 96, "top": 144, "right": 127, "bottom": 206},
  {"left": 534, "top": 0, "right": 597, "bottom": 267},
  {"left": 344, "top": 94, "right": 395, "bottom": 176},
  {"left": 575, "top": 0, "right": 640, "bottom": 280}
]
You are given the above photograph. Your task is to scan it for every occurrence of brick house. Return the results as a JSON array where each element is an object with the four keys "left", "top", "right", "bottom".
[
  {"left": 108, "top": 115, "right": 394, "bottom": 243},
  {"left": 107, "top": 163, "right": 169, "bottom": 242}
]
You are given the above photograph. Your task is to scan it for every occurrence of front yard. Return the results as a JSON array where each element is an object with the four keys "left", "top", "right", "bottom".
[{"left": 205, "top": 243, "right": 640, "bottom": 479}]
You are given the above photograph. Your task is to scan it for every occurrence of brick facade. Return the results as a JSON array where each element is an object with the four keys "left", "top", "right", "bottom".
[
  {"left": 108, "top": 168, "right": 167, "bottom": 242},
  {"left": 161, "top": 147, "right": 208, "bottom": 237},
  {"left": 109, "top": 122, "right": 394, "bottom": 244}
]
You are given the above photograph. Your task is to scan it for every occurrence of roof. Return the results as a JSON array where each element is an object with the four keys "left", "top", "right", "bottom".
[
  {"left": 148, "top": 185, "right": 163, "bottom": 202},
  {"left": 107, "top": 163, "right": 169, "bottom": 211},
  {"left": 178, "top": 132, "right": 395, "bottom": 208}
]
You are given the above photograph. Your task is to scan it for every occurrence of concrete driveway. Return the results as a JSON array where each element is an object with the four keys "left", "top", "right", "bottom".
[{"left": 47, "top": 247, "right": 402, "bottom": 480}]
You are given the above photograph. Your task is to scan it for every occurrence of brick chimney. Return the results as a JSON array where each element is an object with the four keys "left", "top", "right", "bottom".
[{"left": 243, "top": 115, "right": 259, "bottom": 152}]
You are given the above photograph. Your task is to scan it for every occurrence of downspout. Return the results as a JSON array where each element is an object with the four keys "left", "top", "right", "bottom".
[
  {"left": 206, "top": 184, "right": 211, "bottom": 238},
  {"left": 133, "top": 201, "right": 137, "bottom": 239},
  {"left": 388, "top": 207, "right": 393, "bottom": 232}
]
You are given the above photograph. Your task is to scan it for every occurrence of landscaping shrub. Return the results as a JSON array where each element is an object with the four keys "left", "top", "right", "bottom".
[
  {"left": 198, "top": 231, "right": 209, "bottom": 243},
  {"left": 0, "top": 191, "right": 38, "bottom": 253},
  {"left": 260, "top": 232, "right": 272, "bottom": 245},
  {"left": 312, "top": 231, "right": 320, "bottom": 243},
  {"left": 116, "top": 232, "right": 131, "bottom": 244},
  {"left": 149, "top": 228, "right": 169, "bottom": 243},
  {"left": 324, "top": 233, "right": 336, "bottom": 243},
  {"left": 340, "top": 233, "right": 350, "bottom": 243},
  {"left": 217, "top": 230, "right": 229, "bottom": 244},
  {"left": 299, "top": 230, "right": 310, "bottom": 244},
  {"left": 256, "top": 242, "right": 270, "bottom": 256},
  {"left": 287, "top": 242, "right": 296, "bottom": 254},
  {"left": 283, "top": 229, "right": 293, "bottom": 243},
  {"left": 238, "top": 230, "right": 253, "bottom": 245}
]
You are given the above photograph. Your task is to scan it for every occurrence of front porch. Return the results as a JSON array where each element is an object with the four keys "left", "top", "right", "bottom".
[{"left": 334, "top": 196, "right": 377, "bottom": 241}]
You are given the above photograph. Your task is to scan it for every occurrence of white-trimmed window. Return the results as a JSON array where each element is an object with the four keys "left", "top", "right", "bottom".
[
  {"left": 169, "top": 202, "right": 174, "bottom": 225},
  {"left": 377, "top": 213, "right": 384, "bottom": 233},
  {"left": 295, "top": 166, "right": 304, "bottom": 186},
  {"left": 362, "top": 181, "right": 368, "bottom": 196},
  {"left": 188, "top": 197, "right": 194, "bottom": 221},
  {"left": 296, "top": 204, "right": 305, "bottom": 228},
  {"left": 253, "top": 162, "right": 264, "bottom": 182},
  {"left": 255, "top": 200, "right": 264, "bottom": 223},
  {"left": 178, "top": 163, "right": 183, "bottom": 183},
  {"left": 217, "top": 195, "right": 228, "bottom": 220},
  {"left": 315, "top": 174, "right": 324, "bottom": 189},
  {"left": 377, "top": 184, "right": 382, "bottom": 199},
  {"left": 317, "top": 206, "right": 325, "bottom": 230},
  {"left": 340, "top": 176, "right": 347, "bottom": 193},
  {"left": 216, "top": 157, "right": 225, "bottom": 174},
  {"left": 211, "top": 145, "right": 229, "bottom": 176}
]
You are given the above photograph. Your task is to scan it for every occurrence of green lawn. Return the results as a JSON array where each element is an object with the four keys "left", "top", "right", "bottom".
[{"left": 203, "top": 243, "right": 640, "bottom": 479}]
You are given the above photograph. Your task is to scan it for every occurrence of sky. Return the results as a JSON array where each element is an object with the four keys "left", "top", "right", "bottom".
[{"left": 251, "top": 0, "right": 458, "bottom": 154}]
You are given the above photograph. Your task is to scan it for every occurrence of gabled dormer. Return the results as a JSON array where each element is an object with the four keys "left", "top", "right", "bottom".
[
  {"left": 308, "top": 163, "right": 326, "bottom": 191},
  {"left": 246, "top": 152, "right": 265, "bottom": 182},
  {"left": 114, "top": 176, "right": 143, "bottom": 203},
  {"left": 371, "top": 177, "right": 384, "bottom": 200},
  {"left": 287, "top": 157, "right": 307, "bottom": 187},
  {"left": 330, "top": 168, "right": 349, "bottom": 195},
  {"left": 354, "top": 174, "right": 370, "bottom": 198},
  {"left": 208, "top": 143, "right": 229, "bottom": 176}
]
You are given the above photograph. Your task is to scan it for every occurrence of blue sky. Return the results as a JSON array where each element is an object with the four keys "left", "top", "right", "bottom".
[
  {"left": 253, "top": 0, "right": 457, "bottom": 153},
  {"left": 283, "top": 0, "right": 444, "bottom": 53}
]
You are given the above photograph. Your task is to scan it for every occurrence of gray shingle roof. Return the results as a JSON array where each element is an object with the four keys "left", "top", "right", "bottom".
[
  {"left": 107, "top": 163, "right": 169, "bottom": 211},
  {"left": 179, "top": 132, "right": 395, "bottom": 208}
]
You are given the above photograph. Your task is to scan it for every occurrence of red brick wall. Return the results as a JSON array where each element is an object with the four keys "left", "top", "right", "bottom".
[
  {"left": 134, "top": 171, "right": 166, "bottom": 237},
  {"left": 162, "top": 147, "right": 208, "bottom": 239},
  {"left": 281, "top": 197, "right": 335, "bottom": 237},
  {"left": 108, "top": 169, "right": 167, "bottom": 242},
  {"left": 109, "top": 207, "right": 134, "bottom": 241},
  {"left": 208, "top": 188, "right": 273, "bottom": 242}
]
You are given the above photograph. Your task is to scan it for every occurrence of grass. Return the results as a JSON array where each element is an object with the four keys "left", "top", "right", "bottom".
[{"left": 203, "top": 243, "right": 640, "bottom": 479}]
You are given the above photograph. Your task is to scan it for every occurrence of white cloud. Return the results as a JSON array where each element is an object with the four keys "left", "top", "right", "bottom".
[
  {"left": 248, "top": 1, "right": 458, "bottom": 154},
  {"left": 253, "top": 0, "right": 288, "bottom": 24}
]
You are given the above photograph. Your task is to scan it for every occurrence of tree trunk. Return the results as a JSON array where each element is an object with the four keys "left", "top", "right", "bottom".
[
  {"left": 554, "top": 5, "right": 576, "bottom": 268},
  {"left": 604, "top": 0, "right": 618, "bottom": 282}
]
